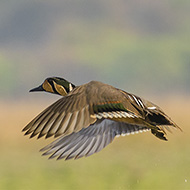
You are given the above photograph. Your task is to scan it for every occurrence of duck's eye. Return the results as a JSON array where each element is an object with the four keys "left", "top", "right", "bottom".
[
  {"left": 42, "top": 80, "right": 54, "bottom": 93},
  {"left": 53, "top": 81, "right": 67, "bottom": 96}
]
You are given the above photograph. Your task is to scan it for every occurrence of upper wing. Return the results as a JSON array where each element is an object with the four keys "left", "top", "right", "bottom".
[
  {"left": 40, "top": 119, "right": 149, "bottom": 160},
  {"left": 23, "top": 85, "right": 96, "bottom": 139}
]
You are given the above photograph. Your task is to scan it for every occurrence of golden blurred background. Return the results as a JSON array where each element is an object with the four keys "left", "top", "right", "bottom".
[{"left": 0, "top": 1, "right": 190, "bottom": 189}]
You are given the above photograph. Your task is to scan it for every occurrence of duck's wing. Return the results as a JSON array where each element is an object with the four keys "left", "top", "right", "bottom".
[
  {"left": 40, "top": 119, "right": 149, "bottom": 160},
  {"left": 23, "top": 84, "right": 97, "bottom": 139},
  {"left": 22, "top": 81, "right": 146, "bottom": 139}
]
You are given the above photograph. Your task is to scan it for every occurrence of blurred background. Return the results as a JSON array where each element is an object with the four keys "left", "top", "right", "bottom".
[{"left": 0, "top": 1, "right": 190, "bottom": 189}]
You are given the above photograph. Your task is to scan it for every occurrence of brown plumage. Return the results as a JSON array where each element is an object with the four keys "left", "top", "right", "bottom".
[{"left": 23, "top": 77, "right": 181, "bottom": 160}]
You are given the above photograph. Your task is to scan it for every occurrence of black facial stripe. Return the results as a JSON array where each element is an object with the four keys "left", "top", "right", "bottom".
[
  {"left": 48, "top": 80, "right": 59, "bottom": 94},
  {"left": 71, "top": 83, "right": 76, "bottom": 89}
]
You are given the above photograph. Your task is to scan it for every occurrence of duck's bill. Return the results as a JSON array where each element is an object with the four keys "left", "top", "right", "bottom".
[{"left": 29, "top": 85, "right": 44, "bottom": 92}]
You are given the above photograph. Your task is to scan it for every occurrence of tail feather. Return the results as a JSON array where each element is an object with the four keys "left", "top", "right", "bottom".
[
  {"left": 151, "top": 129, "right": 168, "bottom": 141},
  {"left": 142, "top": 100, "right": 182, "bottom": 140}
]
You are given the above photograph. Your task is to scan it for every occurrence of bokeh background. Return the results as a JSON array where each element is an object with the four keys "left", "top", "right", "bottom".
[{"left": 0, "top": 1, "right": 190, "bottom": 189}]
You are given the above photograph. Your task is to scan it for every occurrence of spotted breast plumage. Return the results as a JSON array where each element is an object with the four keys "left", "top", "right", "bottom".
[{"left": 22, "top": 77, "right": 181, "bottom": 160}]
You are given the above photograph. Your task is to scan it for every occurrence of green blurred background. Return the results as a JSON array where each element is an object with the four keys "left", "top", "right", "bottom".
[{"left": 0, "top": 1, "right": 190, "bottom": 189}]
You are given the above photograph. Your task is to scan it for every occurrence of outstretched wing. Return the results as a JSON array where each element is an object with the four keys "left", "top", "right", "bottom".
[
  {"left": 40, "top": 119, "right": 149, "bottom": 160},
  {"left": 23, "top": 85, "right": 96, "bottom": 139}
]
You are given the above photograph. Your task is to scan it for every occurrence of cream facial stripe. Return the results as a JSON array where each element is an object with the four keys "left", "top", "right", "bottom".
[
  {"left": 53, "top": 81, "right": 67, "bottom": 96},
  {"left": 69, "top": 83, "right": 73, "bottom": 91},
  {"left": 42, "top": 80, "right": 54, "bottom": 93}
]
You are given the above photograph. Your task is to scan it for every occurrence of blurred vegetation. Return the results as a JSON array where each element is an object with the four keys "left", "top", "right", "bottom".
[
  {"left": 0, "top": 99, "right": 189, "bottom": 190},
  {"left": 0, "top": 0, "right": 189, "bottom": 98}
]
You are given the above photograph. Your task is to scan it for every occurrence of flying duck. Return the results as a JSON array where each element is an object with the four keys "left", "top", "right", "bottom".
[{"left": 23, "top": 77, "right": 181, "bottom": 160}]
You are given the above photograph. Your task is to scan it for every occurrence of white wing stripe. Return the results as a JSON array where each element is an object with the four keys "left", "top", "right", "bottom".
[{"left": 92, "top": 111, "right": 137, "bottom": 120}]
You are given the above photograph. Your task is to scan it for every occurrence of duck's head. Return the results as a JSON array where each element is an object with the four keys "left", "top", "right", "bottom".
[{"left": 29, "top": 77, "right": 76, "bottom": 96}]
